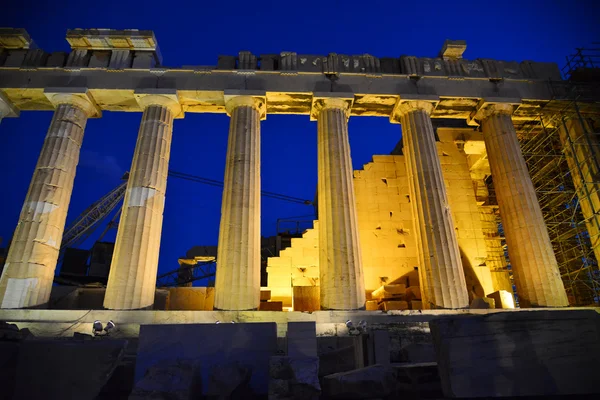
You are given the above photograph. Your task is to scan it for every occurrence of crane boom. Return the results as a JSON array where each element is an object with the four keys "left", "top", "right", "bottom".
[{"left": 60, "top": 180, "right": 127, "bottom": 250}]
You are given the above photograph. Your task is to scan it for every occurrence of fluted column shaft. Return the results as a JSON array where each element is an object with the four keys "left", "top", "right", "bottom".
[
  {"left": 104, "top": 96, "right": 179, "bottom": 309},
  {"left": 396, "top": 101, "right": 469, "bottom": 309},
  {"left": 214, "top": 96, "right": 262, "bottom": 310},
  {"left": 316, "top": 99, "right": 365, "bottom": 310},
  {"left": 481, "top": 104, "right": 568, "bottom": 307},
  {"left": 0, "top": 96, "right": 97, "bottom": 308},
  {"left": 559, "top": 117, "right": 600, "bottom": 268}
]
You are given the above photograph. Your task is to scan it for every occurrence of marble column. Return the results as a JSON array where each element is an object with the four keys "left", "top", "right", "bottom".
[
  {"left": 313, "top": 96, "right": 365, "bottom": 310},
  {"left": 214, "top": 94, "right": 264, "bottom": 310},
  {"left": 479, "top": 103, "right": 568, "bottom": 307},
  {"left": 559, "top": 117, "right": 600, "bottom": 269},
  {"left": 393, "top": 100, "right": 469, "bottom": 309},
  {"left": 0, "top": 90, "right": 99, "bottom": 308},
  {"left": 0, "top": 91, "right": 19, "bottom": 123},
  {"left": 104, "top": 93, "right": 182, "bottom": 310}
]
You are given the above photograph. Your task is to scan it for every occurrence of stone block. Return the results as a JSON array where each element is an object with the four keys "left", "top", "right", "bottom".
[
  {"left": 430, "top": 310, "right": 600, "bottom": 397},
  {"left": 261, "top": 290, "right": 272, "bottom": 301},
  {"left": 136, "top": 323, "right": 277, "bottom": 396},
  {"left": 365, "top": 300, "right": 378, "bottom": 310},
  {"left": 269, "top": 356, "right": 320, "bottom": 400},
  {"left": 293, "top": 286, "right": 319, "bottom": 312},
  {"left": 318, "top": 336, "right": 365, "bottom": 377},
  {"left": 410, "top": 300, "right": 423, "bottom": 310},
  {"left": 167, "top": 287, "right": 209, "bottom": 310},
  {"left": 400, "top": 343, "right": 436, "bottom": 363},
  {"left": 287, "top": 322, "right": 317, "bottom": 358},
  {"left": 486, "top": 289, "right": 515, "bottom": 309},
  {"left": 393, "top": 269, "right": 420, "bottom": 287},
  {"left": 13, "top": 339, "right": 127, "bottom": 400},
  {"left": 260, "top": 301, "right": 283, "bottom": 311},
  {"left": 378, "top": 300, "right": 408, "bottom": 311},
  {"left": 322, "top": 365, "right": 397, "bottom": 400},
  {"left": 367, "top": 330, "right": 390, "bottom": 365},
  {"left": 206, "top": 361, "right": 253, "bottom": 399},
  {"left": 372, "top": 284, "right": 406, "bottom": 299},
  {"left": 405, "top": 286, "right": 421, "bottom": 301},
  {"left": 129, "top": 359, "right": 202, "bottom": 400},
  {"left": 392, "top": 362, "right": 442, "bottom": 398},
  {"left": 469, "top": 296, "right": 495, "bottom": 309}
]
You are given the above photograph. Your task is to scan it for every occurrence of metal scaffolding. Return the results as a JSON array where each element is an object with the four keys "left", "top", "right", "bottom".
[{"left": 515, "top": 46, "right": 600, "bottom": 305}]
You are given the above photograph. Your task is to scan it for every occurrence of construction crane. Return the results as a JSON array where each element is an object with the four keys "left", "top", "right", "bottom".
[
  {"left": 60, "top": 170, "right": 311, "bottom": 254},
  {"left": 60, "top": 173, "right": 129, "bottom": 253},
  {"left": 56, "top": 169, "right": 313, "bottom": 284}
]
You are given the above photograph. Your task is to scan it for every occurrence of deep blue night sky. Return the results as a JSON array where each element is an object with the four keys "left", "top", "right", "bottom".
[{"left": 1, "top": 0, "right": 598, "bottom": 276}]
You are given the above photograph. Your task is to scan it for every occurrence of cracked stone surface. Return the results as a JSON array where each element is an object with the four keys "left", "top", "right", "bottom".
[
  {"left": 480, "top": 104, "right": 568, "bottom": 307},
  {"left": 214, "top": 96, "right": 262, "bottom": 311},
  {"left": 104, "top": 102, "right": 176, "bottom": 310},
  {"left": 0, "top": 102, "right": 91, "bottom": 308}
]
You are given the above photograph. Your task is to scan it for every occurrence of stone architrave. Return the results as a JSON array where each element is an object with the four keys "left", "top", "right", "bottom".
[
  {"left": 0, "top": 89, "right": 100, "bottom": 308},
  {"left": 104, "top": 91, "right": 182, "bottom": 310},
  {"left": 477, "top": 102, "right": 568, "bottom": 307},
  {"left": 392, "top": 99, "right": 469, "bottom": 309},
  {"left": 312, "top": 94, "right": 365, "bottom": 310},
  {"left": 213, "top": 92, "right": 265, "bottom": 310}
]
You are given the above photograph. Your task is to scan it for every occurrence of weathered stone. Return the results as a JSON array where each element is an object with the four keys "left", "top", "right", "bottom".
[
  {"left": 105, "top": 94, "right": 181, "bottom": 310},
  {"left": 405, "top": 286, "right": 421, "bottom": 301},
  {"left": 214, "top": 94, "right": 264, "bottom": 311},
  {"left": 378, "top": 300, "right": 408, "bottom": 311},
  {"left": 129, "top": 359, "right": 202, "bottom": 400},
  {"left": 486, "top": 289, "right": 515, "bottom": 309},
  {"left": 287, "top": 321, "right": 317, "bottom": 358},
  {"left": 393, "top": 100, "right": 469, "bottom": 309},
  {"left": 479, "top": 103, "right": 568, "bottom": 307},
  {"left": 429, "top": 310, "right": 600, "bottom": 397},
  {"left": 410, "top": 300, "right": 422, "bottom": 310},
  {"left": 366, "top": 330, "right": 390, "bottom": 365},
  {"left": 269, "top": 356, "right": 320, "bottom": 400},
  {"left": 135, "top": 322, "right": 277, "bottom": 396},
  {"left": 260, "top": 301, "right": 283, "bottom": 311},
  {"left": 97, "top": 361, "right": 136, "bottom": 399},
  {"left": 318, "top": 336, "right": 366, "bottom": 377},
  {"left": 13, "top": 339, "right": 127, "bottom": 400},
  {"left": 206, "top": 361, "right": 253, "bottom": 399},
  {"left": 392, "top": 362, "right": 442, "bottom": 398},
  {"left": 365, "top": 300, "right": 378, "bottom": 310},
  {"left": 314, "top": 95, "right": 365, "bottom": 310},
  {"left": 399, "top": 343, "right": 436, "bottom": 363},
  {"left": 469, "top": 296, "right": 494, "bottom": 309},
  {"left": 0, "top": 321, "right": 31, "bottom": 340},
  {"left": 1, "top": 93, "right": 98, "bottom": 308},
  {"left": 322, "top": 364, "right": 396, "bottom": 400},
  {"left": 372, "top": 284, "right": 406, "bottom": 299}
]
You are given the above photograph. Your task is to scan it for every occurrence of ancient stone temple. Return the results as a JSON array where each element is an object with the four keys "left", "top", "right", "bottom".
[
  {"left": 1, "top": 28, "right": 599, "bottom": 399},
  {"left": 0, "top": 28, "right": 598, "bottom": 313}
]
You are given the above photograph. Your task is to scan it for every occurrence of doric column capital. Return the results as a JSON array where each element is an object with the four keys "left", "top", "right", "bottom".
[
  {"left": 0, "top": 91, "right": 19, "bottom": 120},
  {"left": 134, "top": 89, "right": 184, "bottom": 118},
  {"left": 44, "top": 88, "right": 101, "bottom": 118},
  {"left": 470, "top": 98, "right": 520, "bottom": 125},
  {"left": 390, "top": 95, "right": 439, "bottom": 124},
  {"left": 224, "top": 90, "right": 266, "bottom": 120},
  {"left": 310, "top": 92, "right": 354, "bottom": 121}
]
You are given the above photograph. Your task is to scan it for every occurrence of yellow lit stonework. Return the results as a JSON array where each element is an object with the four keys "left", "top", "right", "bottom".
[{"left": 266, "top": 129, "right": 512, "bottom": 309}]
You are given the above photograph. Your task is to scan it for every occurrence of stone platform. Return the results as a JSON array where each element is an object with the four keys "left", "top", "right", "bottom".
[{"left": 0, "top": 307, "right": 597, "bottom": 338}]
